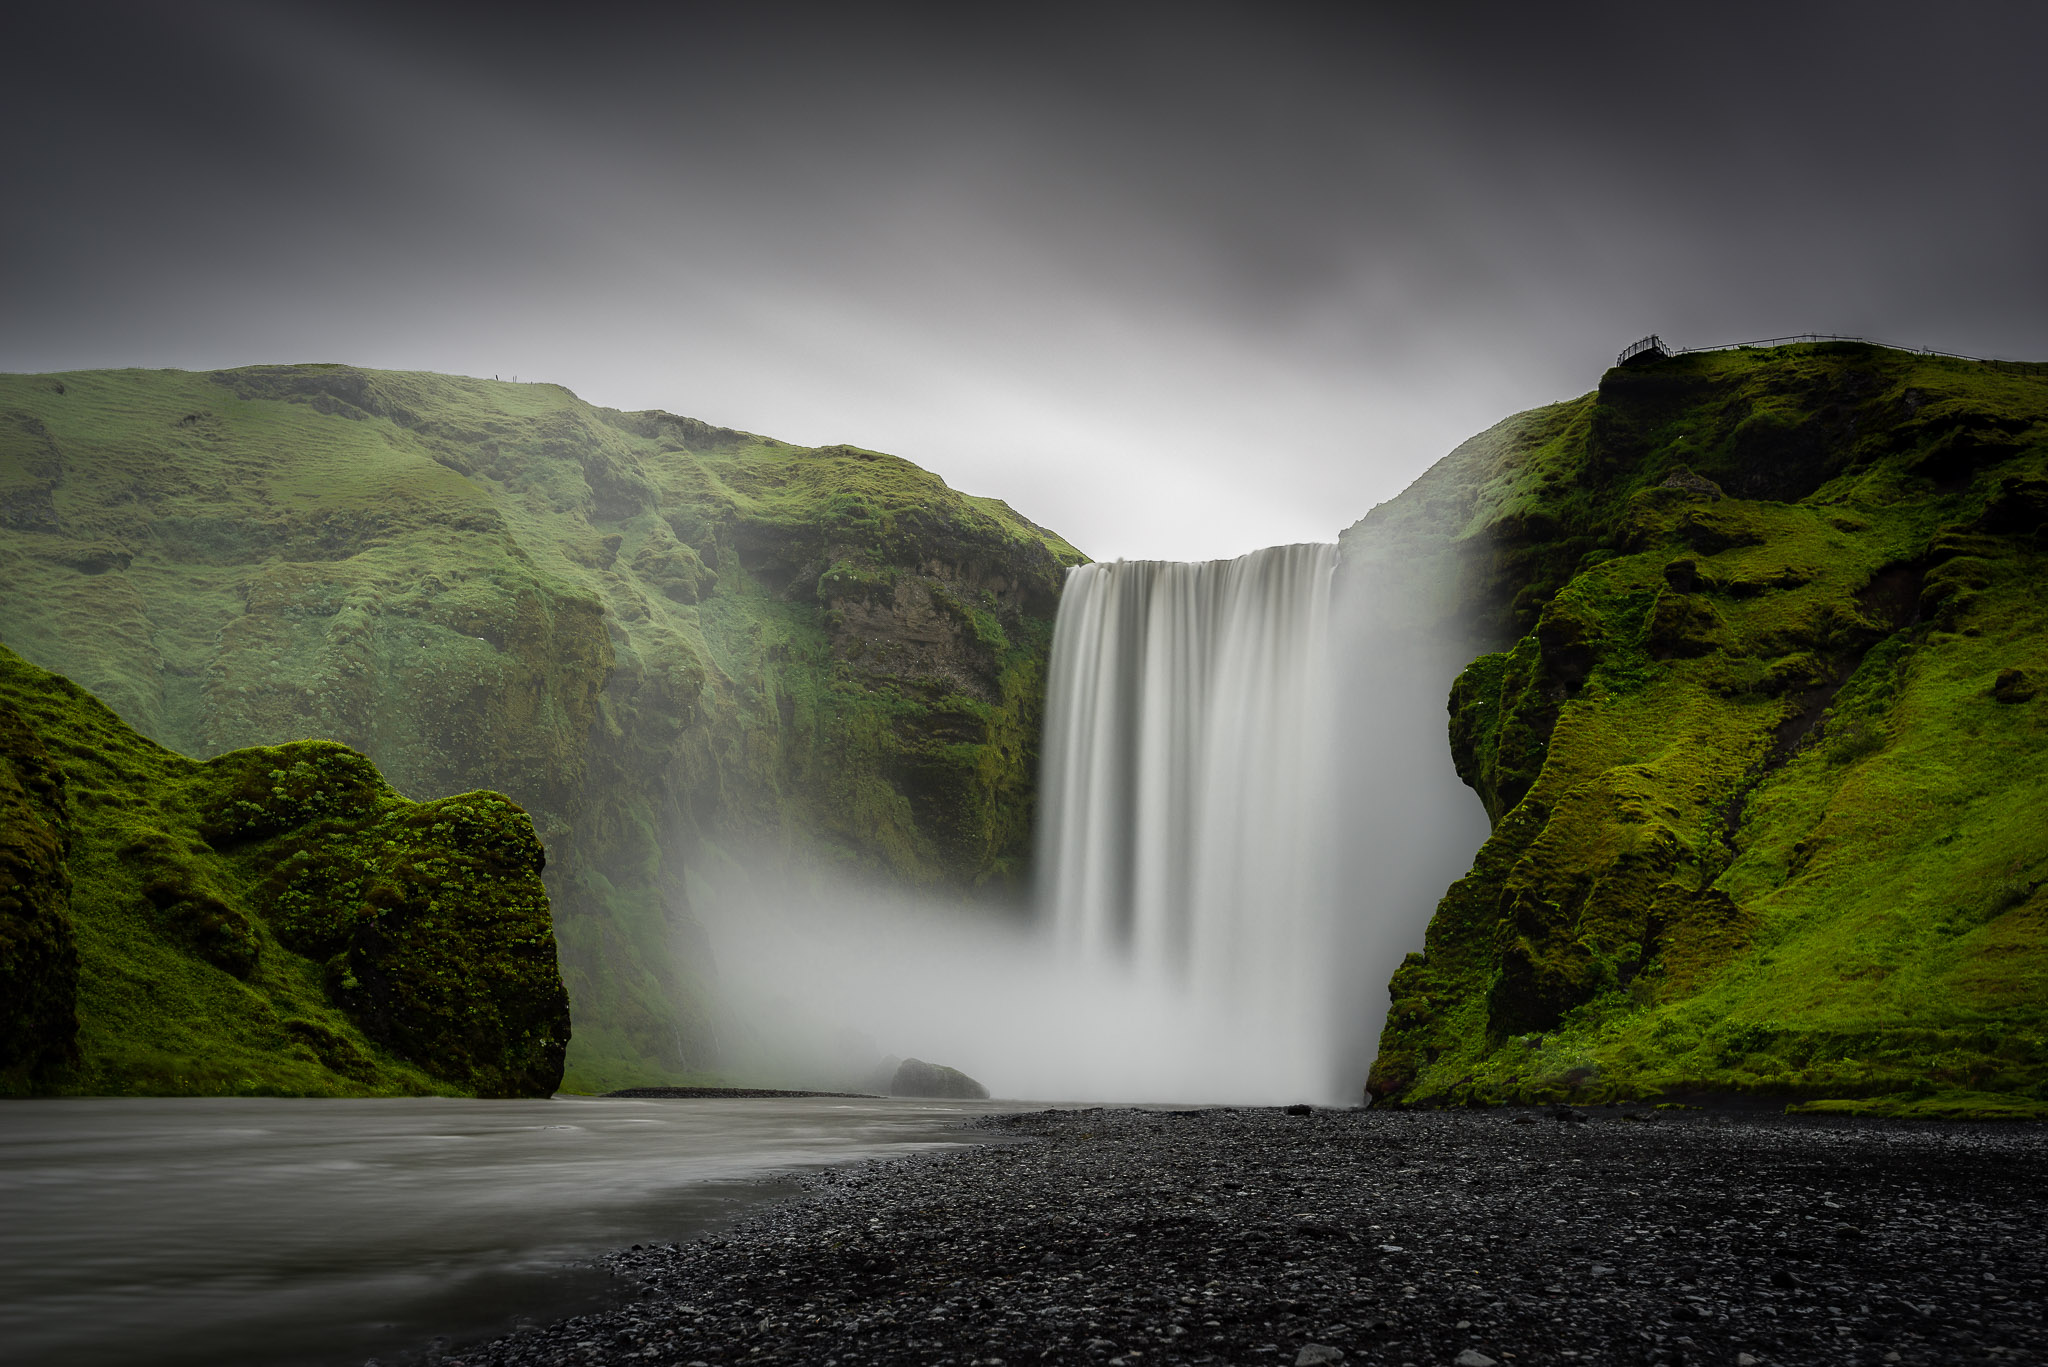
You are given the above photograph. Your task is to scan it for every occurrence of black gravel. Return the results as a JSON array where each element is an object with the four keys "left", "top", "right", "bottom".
[{"left": 446, "top": 1105, "right": 2046, "bottom": 1367}]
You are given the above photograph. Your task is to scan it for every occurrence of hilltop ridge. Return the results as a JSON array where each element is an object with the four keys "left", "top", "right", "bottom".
[{"left": 0, "top": 364, "right": 1085, "bottom": 1089}]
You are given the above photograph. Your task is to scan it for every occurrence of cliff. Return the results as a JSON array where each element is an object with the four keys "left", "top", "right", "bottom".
[
  {"left": 0, "top": 645, "right": 568, "bottom": 1097},
  {"left": 1348, "top": 341, "right": 2048, "bottom": 1119},
  {"left": 0, "top": 365, "right": 1084, "bottom": 1089}
]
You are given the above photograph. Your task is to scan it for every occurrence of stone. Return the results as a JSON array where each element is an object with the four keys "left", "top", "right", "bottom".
[
  {"left": 1296, "top": 1346, "right": 1345, "bottom": 1366},
  {"left": 1456, "top": 1351, "right": 1499, "bottom": 1367},
  {"left": 1993, "top": 667, "right": 2038, "bottom": 703},
  {"left": 1659, "top": 466, "right": 1724, "bottom": 499},
  {"left": 889, "top": 1058, "right": 990, "bottom": 1099}
]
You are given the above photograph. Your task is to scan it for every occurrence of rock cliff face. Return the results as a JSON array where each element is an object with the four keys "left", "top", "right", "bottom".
[
  {"left": 0, "top": 645, "right": 568, "bottom": 1097},
  {"left": 1348, "top": 343, "right": 2048, "bottom": 1118},
  {"left": 0, "top": 365, "right": 1083, "bottom": 1089}
]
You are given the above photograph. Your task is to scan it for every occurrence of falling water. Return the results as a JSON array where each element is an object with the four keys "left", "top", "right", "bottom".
[{"left": 1036, "top": 544, "right": 1341, "bottom": 1096}]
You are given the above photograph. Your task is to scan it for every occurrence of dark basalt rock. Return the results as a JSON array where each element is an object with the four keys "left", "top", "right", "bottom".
[
  {"left": 1992, "top": 667, "right": 2038, "bottom": 703},
  {"left": 889, "top": 1057, "right": 989, "bottom": 1099}
]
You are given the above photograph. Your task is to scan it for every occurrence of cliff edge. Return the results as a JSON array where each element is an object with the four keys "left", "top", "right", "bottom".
[{"left": 1348, "top": 341, "right": 2048, "bottom": 1118}]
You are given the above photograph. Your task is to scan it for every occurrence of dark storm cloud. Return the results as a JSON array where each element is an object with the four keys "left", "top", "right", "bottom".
[{"left": 5, "top": 2, "right": 2044, "bottom": 558}]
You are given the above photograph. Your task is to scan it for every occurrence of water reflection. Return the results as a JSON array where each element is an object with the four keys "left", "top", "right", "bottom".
[{"left": 0, "top": 1094, "right": 1008, "bottom": 1367}]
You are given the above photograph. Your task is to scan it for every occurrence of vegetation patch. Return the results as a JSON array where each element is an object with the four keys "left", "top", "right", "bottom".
[
  {"left": 1354, "top": 344, "right": 2048, "bottom": 1112},
  {"left": 0, "top": 645, "right": 568, "bottom": 1097},
  {"left": 0, "top": 365, "right": 1084, "bottom": 1090}
]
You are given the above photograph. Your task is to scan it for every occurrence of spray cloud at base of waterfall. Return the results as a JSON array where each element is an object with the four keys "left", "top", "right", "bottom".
[{"left": 690, "top": 540, "right": 1490, "bottom": 1107}]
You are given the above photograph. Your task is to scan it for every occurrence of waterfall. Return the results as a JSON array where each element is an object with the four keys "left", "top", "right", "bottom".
[
  {"left": 695, "top": 539, "right": 1488, "bottom": 1107},
  {"left": 1036, "top": 544, "right": 1340, "bottom": 1098}
]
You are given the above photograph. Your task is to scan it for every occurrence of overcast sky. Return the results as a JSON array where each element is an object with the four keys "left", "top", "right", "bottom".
[{"left": 5, "top": 2, "right": 2044, "bottom": 560}]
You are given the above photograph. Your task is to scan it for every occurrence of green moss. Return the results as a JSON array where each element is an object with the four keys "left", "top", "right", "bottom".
[
  {"left": 1786, "top": 1091, "right": 2048, "bottom": 1121},
  {"left": 0, "top": 699, "right": 80, "bottom": 1086},
  {"left": 1359, "top": 343, "right": 2048, "bottom": 1112},
  {"left": 0, "top": 365, "right": 1084, "bottom": 1089},
  {"left": 0, "top": 644, "right": 569, "bottom": 1097}
]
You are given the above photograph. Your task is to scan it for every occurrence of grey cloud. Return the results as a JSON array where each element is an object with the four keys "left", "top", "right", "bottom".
[{"left": 4, "top": 1, "right": 2043, "bottom": 558}]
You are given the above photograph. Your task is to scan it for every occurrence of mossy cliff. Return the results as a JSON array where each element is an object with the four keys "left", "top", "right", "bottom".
[
  {"left": 0, "top": 365, "right": 1083, "bottom": 1090},
  {"left": 1350, "top": 342, "right": 2048, "bottom": 1118},
  {"left": 0, "top": 645, "right": 568, "bottom": 1097}
]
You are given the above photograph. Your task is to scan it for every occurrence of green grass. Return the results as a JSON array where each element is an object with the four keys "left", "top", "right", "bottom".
[
  {"left": 0, "top": 644, "right": 568, "bottom": 1097},
  {"left": 0, "top": 364, "right": 1084, "bottom": 1090},
  {"left": 1358, "top": 342, "right": 2048, "bottom": 1114}
]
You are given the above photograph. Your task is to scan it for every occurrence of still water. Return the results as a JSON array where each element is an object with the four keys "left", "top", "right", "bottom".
[{"left": 0, "top": 1094, "right": 1011, "bottom": 1367}]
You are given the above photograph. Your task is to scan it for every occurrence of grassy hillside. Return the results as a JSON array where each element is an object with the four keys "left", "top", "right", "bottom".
[
  {"left": 0, "top": 645, "right": 568, "bottom": 1097},
  {"left": 1349, "top": 342, "right": 2048, "bottom": 1118},
  {"left": 0, "top": 364, "right": 1084, "bottom": 1090}
]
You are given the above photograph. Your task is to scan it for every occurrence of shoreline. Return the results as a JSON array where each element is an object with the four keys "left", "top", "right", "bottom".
[
  {"left": 446, "top": 1105, "right": 2046, "bottom": 1366},
  {"left": 602, "top": 1088, "right": 886, "bottom": 1100}
]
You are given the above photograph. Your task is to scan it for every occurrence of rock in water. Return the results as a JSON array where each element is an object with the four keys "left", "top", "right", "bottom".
[{"left": 889, "top": 1057, "right": 989, "bottom": 1099}]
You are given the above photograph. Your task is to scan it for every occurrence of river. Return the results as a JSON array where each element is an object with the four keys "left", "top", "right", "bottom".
[{"left": 0, "top": 1094, "right": 1014, "bottom": 1367}]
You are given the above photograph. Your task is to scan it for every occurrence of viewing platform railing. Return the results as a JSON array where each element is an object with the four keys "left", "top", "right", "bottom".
[{"left": 1616, "top": 333, "right": 2047, "bottom": 375}]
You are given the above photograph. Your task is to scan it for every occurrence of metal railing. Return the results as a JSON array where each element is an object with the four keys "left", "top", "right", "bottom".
[
  {"left": 1616, "top": 335, "right": 1671, "bottom": 364},
  {"left": 1617, "top": 332, "right": 2047, "bottom": 375}
]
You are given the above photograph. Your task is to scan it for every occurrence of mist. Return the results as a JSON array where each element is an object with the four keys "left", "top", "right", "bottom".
[
  {"left": 699, "top": 877, "right": 1344, "bottom": 1106},
  {"left": 692, "top": 541, "right": 1492, "bottom": 1108}
]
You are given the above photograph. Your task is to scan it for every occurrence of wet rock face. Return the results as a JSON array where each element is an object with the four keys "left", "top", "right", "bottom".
[
  {"left": 0, "top": 703, "right": 79, "bottom": 1083},
  {"left": 445, "top": 1107, "right": 2048, "bottom": 1367},
  {"left": 829, "top": 573, "right": 1009, "bottom": 701}
]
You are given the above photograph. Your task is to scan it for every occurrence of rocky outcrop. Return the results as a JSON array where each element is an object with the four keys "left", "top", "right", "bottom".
[
  {"left": 889, "top": 1057, "right": 990, "bottom": 1099},
  {"left": 1349, "top": 342, "right": 2048, "bottom": 1116},
  {"left": 0, "top": 365, "right": 1084, "bottom": 1090},
  {"left": 0, "top": 644, "right": 569, "bottom": 1097}
]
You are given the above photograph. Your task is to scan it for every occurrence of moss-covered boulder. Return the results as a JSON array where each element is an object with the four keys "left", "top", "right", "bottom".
[
  {"left": 249, "top": 772, "right": 566, "bottom": 1097},
  {"left": 1347, "top": 342, "right": 2048, "bottom": 1117},
  {"left": 0, "top": 645, "right": 568, "bottom": 1097},
  {"left": 0, "top": 365, "right": 1084, "bottom": 1090}
]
